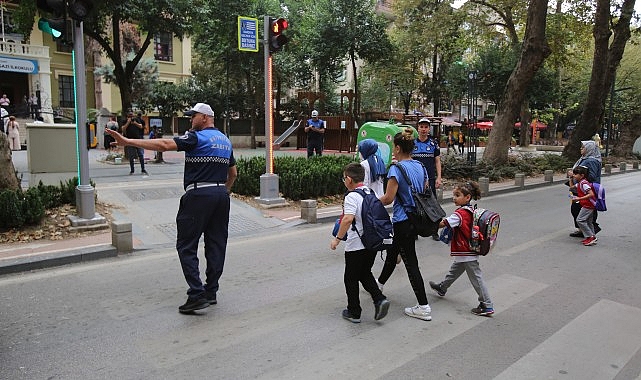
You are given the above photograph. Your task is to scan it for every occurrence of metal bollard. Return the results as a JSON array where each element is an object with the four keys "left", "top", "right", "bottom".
[
  {"left": 479, "top": 177, "right": 489, "bottom": 197},
  {"left": 300, "top": 199, "right": 318, "bottom": 223},
  {"left": 111, "top": 220, "right": 133, "bottom": 253},
  {"left": 544, "top": 170, "right": 553, "bottom": 183},
  {"left": 514, "top": 173, "right": 525, "bottom": 188}
]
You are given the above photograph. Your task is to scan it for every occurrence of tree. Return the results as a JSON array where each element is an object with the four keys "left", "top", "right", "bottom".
[
  {"left": 483, "top": 0, "right": 551, "bottom": 164},
  {"left": 82, "top": 0, "right": 194, "bottom": 117},
  {"left": 0, "top": 134, "right": 20, "bottom": 191},
  {"left": 563, "top": 0, "right": 636, "bottom": 161}
]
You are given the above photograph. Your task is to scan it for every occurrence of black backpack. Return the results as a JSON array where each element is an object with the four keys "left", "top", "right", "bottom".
[{"left": 350, "top": 188, "right": 394, "bottom": 252}]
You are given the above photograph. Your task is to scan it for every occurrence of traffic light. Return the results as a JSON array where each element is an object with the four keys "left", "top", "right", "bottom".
[
  {"left": 36, "top": 0, "right": 67, "bottom": 40},
  {"left": 68, "top": 0, "right": 94, "bottom": 21},
  {"left": 269, "top": 17, "right": 289, "bottom": 53}
]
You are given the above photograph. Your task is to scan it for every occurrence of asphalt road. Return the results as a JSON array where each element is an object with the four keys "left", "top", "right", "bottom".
[{"left": 1, "top": 172, "right": 641, "bottom": 379}]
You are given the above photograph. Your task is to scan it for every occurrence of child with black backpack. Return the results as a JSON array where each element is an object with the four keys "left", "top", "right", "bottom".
[
  {"left": 330, "top": 163, "right": 391, "bottom": 323},
  {"left": 429, "top": 181, "right": 494, "bottom": 317}
]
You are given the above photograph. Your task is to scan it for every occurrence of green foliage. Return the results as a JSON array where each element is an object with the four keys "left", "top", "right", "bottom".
[
  {"left": 22, "top": 187, "right": 45, "bottom": 225},
  {"left": 441, "top": 154, "right": 572, "bottom": 182},
  {"left": 0, "top": 190, "right": 24, "bottom": 229},
  {"left": 0, "top": 178, "right": 95, "bottom": 229},
  {"left": 232, "top": 155, "right": 355, "bottom": 200}
]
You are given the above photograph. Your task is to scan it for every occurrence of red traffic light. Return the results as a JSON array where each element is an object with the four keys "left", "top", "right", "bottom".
[{"left": 269, "top": 17, "right": 289, "bottom": 53}]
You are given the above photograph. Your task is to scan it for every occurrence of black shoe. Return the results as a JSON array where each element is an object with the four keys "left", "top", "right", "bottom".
[
  {"left": 342, "top": 309, "right": 361, "bottom": 323},
  {"left": 471, "top": 303, "right": 494, "bottom": 317},
  {"left": 569, "top": 230, "right": 583, "bottom": 238},
  {"left": 429, "top": 281, "right": 446, "bottom": 297},
  {"left": 129, "top": 171, "right": 134, "bottom": 175},
  {"left": 374, "top": 298, "right": 390, "bottom": 321},
  {"left": 432, "top": 233, "right": 440, "bottom": 241},
  {"left": 178, "top": 296, "right": 210, "bottom": 314},
  {"left": 204, "top": 291, "right": 217, "bottom": 305},
  {"left": 141, "top": 170, "right": 149, "bottom": 175}
]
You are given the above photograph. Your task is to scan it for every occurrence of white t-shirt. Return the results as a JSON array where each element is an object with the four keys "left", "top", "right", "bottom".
[
  {"left": 361, "top": 160, "right": 385, "bottom": 198},
  {"left": 343, "top": 185, "right": 370, "bottom": 252}
]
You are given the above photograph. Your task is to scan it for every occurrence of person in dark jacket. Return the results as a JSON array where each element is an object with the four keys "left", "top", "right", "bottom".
[{"left": 567, "top": 140, "right": 602, "bottom": 237}]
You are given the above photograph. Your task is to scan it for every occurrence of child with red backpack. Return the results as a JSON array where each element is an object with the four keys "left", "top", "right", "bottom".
[
  {"left": 429, "top": 181, "right": 494, "bottom": 316},
  {"left": 571, "top": 165, "right": 598, "bottom": 246}
]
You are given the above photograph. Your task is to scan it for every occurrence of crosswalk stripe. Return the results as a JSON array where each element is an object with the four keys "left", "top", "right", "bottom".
[
  {"left": 494, "top": 299, "right": 641, "bottom": 380},
  {"left": 259, "top": 274, "right": 547, "bottom": 379}
]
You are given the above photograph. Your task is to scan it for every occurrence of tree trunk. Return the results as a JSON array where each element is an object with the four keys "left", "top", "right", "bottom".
[
  {"left": 518, "top": 101, "right": 531, "bottom": 146},
  {"left": 611, "top": 111, "right": 641, "bottom": 157},
  {"left": 563, "top": 0, "right": 635, "bottom": 162},
  {"left": 0, "top": 134, "right": 20, "bottom": 191},
  {"left": 484, "top": 0, "right": 551, "bottom": 164}
]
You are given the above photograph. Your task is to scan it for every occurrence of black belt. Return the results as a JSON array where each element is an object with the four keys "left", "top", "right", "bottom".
[{"left": 185, "top": 182, "right": 225, "bottom": 191}]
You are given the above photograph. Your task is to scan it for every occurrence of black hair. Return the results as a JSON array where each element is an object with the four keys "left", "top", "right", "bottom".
[
  {"left": 573, "top": 166, "right": 588, "bottom": 176},
  {"left": 455, "top": 181, "right": 482, "bottom": 201},
  {"left": 343, "top": 162, "right": 365, "bottom": 183},
  {"left": 393, "top": 128, "right": 415, "bottom": 154}
]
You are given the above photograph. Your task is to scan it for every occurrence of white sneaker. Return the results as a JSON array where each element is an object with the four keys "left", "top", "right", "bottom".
[
  {"left": 376, "top": 280, "right": 384, "bottom": 292},
  {"left": 404, "top": 304, "right": 432, "bottom": 321}
]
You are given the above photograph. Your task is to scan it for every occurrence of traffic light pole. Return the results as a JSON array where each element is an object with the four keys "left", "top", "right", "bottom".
[
  {"left": 69, "top": 20, "right": 104, "bottom": 225},
  {"left": 257, "top": 15, "right": 285, "bottom": 206}
]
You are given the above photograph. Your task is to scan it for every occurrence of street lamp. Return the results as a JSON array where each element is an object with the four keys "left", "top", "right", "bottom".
[
  {"left": 466, "top": 71, "right": 478, "bottom": 165},
  {"left": 388, "top": 80, "right": 397, "bottom": 120}
]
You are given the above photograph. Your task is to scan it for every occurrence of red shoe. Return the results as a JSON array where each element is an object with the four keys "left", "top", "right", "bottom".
[{"left": 583, "top": 236, "right": 597, "bottom": 246}]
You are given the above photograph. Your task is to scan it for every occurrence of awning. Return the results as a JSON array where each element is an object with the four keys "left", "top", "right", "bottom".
[
  {"left": 441, "top": 117, "right": 461, "bottom": 127},
  {"left": 476, "top": 121, "right": 493, "bottom": 130},
  {"left": 515, "top": 121, "right": 548, "bottom": 130}
]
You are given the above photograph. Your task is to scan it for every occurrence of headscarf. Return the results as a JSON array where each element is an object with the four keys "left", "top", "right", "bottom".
[
  {"left": 358, "top": 139, "right": 387, "bottom": 181},
  {"left": 572, "top": 140, "right": 602, "bottom": 168}
]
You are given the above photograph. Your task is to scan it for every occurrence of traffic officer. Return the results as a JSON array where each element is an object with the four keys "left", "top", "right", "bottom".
[
  {"left": 412, "top": 117, "right": 442, "bottom": 240},
  {"left": 106, "top": 102, "right": 237, "bottom": 314}
]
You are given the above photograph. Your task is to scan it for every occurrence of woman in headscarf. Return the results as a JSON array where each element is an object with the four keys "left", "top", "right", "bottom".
[
  {"left": 567, "top": 140, "right": 602, "bottom": 237},
  {"left": 358, "top": 139, "right": 387, "bottom": 198}
]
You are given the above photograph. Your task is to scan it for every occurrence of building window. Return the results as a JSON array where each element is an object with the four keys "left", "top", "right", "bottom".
[
  {"left": 58, "top": 75, "right": 75, "bottom": 108},
  {"left": 154, "top": 32, "right": 173, "bottom": 62}
]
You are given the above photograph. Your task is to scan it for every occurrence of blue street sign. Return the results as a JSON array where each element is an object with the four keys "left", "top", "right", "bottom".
[{"left": 238, "top": 16, "right": 259, "bottom": 52}]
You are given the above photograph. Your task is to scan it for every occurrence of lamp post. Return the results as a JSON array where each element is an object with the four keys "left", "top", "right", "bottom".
[
  {"left": 388, "top": 80, "right": 397, "bottom": 120},
  {"left": 466, "top": 71, "right": 478, "bottom": 165}
]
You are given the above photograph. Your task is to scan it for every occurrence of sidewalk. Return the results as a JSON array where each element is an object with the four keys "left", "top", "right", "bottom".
[{"left": 1, "top": 145, "right": 637, "bottom": 275}]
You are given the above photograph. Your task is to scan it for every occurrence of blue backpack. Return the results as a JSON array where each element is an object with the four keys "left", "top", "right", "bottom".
[
  {"left": 350, "top": 188, "right": 394, "bottom": 252},
  {"left": 590, "top": 182, "right": 607, "bottom": 211}
]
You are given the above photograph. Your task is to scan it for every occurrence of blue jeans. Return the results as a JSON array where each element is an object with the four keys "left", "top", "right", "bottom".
[{"left": 126, "top": 146, "right": 145, "bottom": 172}]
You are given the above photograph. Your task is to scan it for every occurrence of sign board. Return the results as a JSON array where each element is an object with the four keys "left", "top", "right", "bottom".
[
  {"left": 238, "top": 16, "right": 259, "bottom": 52},
  {"left": 149, "top": 118, "right": 163, "bottom": 128},
  {"left": 0, "top": 56, "right": 39, "bottom": 74}
]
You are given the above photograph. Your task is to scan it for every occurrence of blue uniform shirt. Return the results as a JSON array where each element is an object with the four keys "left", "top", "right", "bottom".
[
  {"left": 174, "top": 128, "right": 236, "bottom": 190},
  {"left": 412, "top": 137, "right": 440, "bottom": 180},
  {"left": 306, "top": 118, "right": 325, "bottom": 144}
]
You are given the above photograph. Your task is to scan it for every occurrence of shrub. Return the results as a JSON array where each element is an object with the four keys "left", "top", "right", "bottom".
[
  {"left": 0, "top": 190, "right": 24, "bottom": 228},
  {"left": 22, "top": 187, "right": 45, "bottom": 225}
]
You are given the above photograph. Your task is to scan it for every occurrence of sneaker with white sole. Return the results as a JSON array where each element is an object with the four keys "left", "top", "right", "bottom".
[
  {"left": 404, "top": 304, "right": 432, "bottom": 321},
  {"left": 374, "top": 299, "right": 390, "bottom": 321},
  {"left": 471, "top": 303, "right": 494, "bottom": 316},
  {"left": 583, "top": 236, "right": 597, "bottom": 246},
  {"left": 342, "top": 309, "right": 361, "bottom": 323}
]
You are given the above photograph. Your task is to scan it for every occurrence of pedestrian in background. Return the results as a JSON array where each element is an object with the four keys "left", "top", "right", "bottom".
[
  {"left": 429, "top": 181, "right": 494, "bottom": 317},
  {"left": 104, "top": 116, "right": 119, "bottom": 151},
  {"left": 358, "top": 139, "right": 386, "bottom": 198},
  {"left": 107, "top": 102, "right": 238, "bottom": 314},
  {"left": 330, "top": 163, "right": 391, "bottom": 323},
  {"left": 412, "top": 117, "right": 442, "bottom": 240},
  {"left": 28, "top": 93, "right": 39, "bottom": 120},
  {"left": 567, "top": 140, "right": 601, "bottom": 237},
  {"left": 122, "top": 111, "right": 148, "bottom": 175},
  {"left": 305, "top": 110, "right": 325, "bottom": 157},
  {"left": 376, "top": 128, "right": 433, "bottom": 321},
  {"left": 0, "top": 94, "right": 10, "bottom": 110},
  {"left": 458, "top": 131, "right": 465, "bottom": 155},
  {"left": 7, "top": 116, "right": 21, "bottom": 151},
  {"left": 570, "top": 166, "right": 598, "bottom": 246},
  {"left": 446, "top": 131, "right": 456, "bottom": 155}
]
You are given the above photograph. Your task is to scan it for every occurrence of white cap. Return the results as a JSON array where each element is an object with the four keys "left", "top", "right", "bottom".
[
  {"left": 311, "top": 110, "right": 319, "bottom": 117},
  {"left": 418, "top": 117, "right": 430, "bottom": 124},
  {"left": 185, "top": 102, "right": 215, "bottom": 117}
]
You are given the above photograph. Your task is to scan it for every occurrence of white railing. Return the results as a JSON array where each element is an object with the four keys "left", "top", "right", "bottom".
[{"left": 0, "top": 40, "right": 49, "bottom": 58}]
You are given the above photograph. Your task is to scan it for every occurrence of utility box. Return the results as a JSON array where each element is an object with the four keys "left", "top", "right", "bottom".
[
  {"left": 26, "top": 123, "right": 78, "bottom": 186},
  {"left": 356, "top": 121, "right": 417, "bottom": 165}
]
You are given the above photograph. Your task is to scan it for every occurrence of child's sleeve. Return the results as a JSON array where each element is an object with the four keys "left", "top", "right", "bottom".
[{"left": 444, "top": 212, "right": 462, "bottom": 228}]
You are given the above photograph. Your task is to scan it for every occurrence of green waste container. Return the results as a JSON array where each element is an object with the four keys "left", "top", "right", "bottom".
[{"left": 356, "top": 121, "right": 417, "bottom": 166}]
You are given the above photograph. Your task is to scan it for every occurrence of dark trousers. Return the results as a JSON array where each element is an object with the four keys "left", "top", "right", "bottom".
[
  {"left": 307, "top": 141, "right": 323, "bottom": 157},
  {"left": 571, "top": 202, "right": 598, "bottom": 229},
  {"left": 378, "top": 220, "right": 428, "bottom": 305},
  {"left": 126, "top": 146, "right": 146, "bottom": 172},
  {"left": 176, "top": 187, "right": 230, "bottom": 297},
  {"left": 344, "top": 249, "right": 385, "bottom": 318}
]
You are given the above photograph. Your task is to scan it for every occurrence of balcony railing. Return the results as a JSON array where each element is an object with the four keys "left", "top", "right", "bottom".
[{"left": 0, "top": 41, "right": 50, "bottom": 58}]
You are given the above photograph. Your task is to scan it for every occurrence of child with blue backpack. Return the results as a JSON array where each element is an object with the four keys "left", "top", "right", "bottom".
[
  {"left": 330, "top": 163, "right": 390, "bottom": 323},
  {"left": 429, "top": 181, "right": 494, "bottom": 316},
  {"left": 571, "top": 165, "right": 598, "bottom": 246}
]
